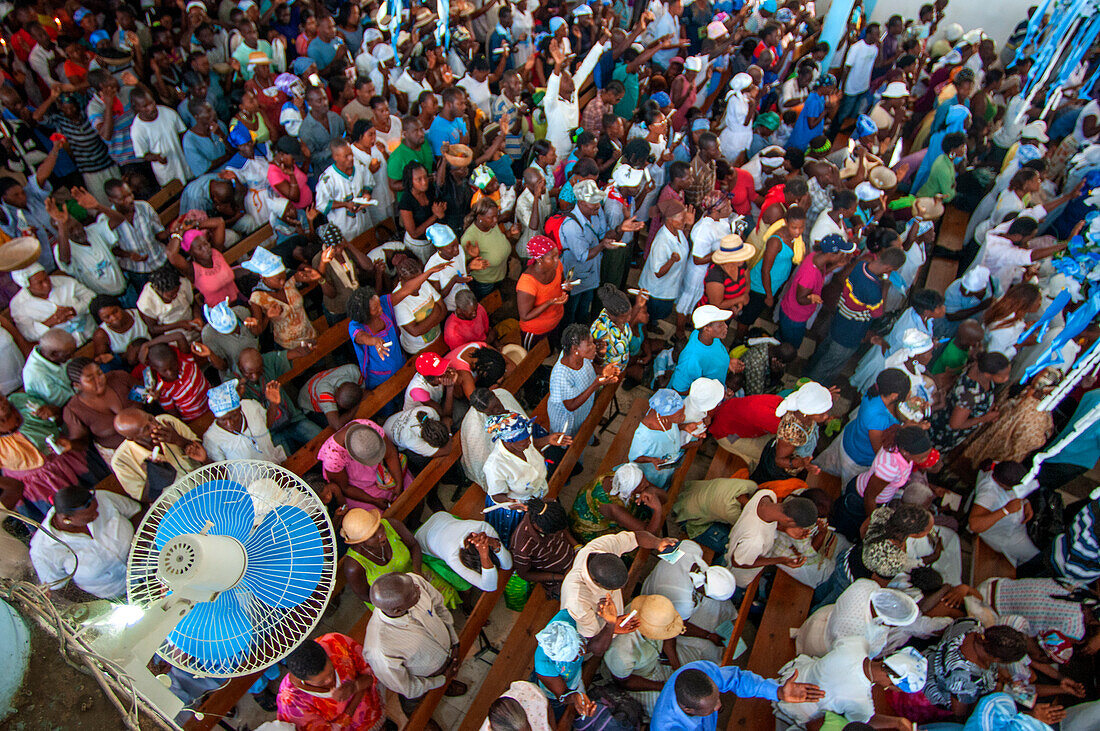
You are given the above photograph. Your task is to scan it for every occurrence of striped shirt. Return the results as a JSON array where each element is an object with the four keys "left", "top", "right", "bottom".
[
  {"left": 510, "top": 517, "right": 575, "bottom": 578},
  {"left": 154, "top": 348, "right": 210, "bottom": 421},
  {"left": 1052, "top": 500, "right": 1100, "bottom": 584},
  {"left": 43, "top": 113, "right": 114, "bottom": 173},
  {"left": 107, "top": 201, "right": 167, "bottom": 273},
  {"left": 855, "top": 448, "right": 913, "bottom": 504},
  {"left": 86, "top": 89, "right": 139, "bottom": 165},
  {"left": 301, "top": 364, "right": 362, "bottom": 413}
]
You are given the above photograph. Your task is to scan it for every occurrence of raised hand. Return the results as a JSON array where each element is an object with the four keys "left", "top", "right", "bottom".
[{"left": 776, "top": 670, "right": 826, "bottom": 703}]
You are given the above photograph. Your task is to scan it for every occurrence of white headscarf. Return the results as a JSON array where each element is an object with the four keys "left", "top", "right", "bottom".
[
  {"left": 535, "top": 620, "right": 583, "bottom": 662},
  {"left": 684, "top": 378, "right": 725, "bottom": 422},
  {"left": 775, "top": 382, "right": 832, "bottom": 418},
  {"left": 611, "top": 462, "right": 644, "bottom": 499},
  {"left": 689, "top": 564, "right": 737, "bottom": 600},
  {"left": 11, "top": 263, "right": 44, "bottom": 289}
]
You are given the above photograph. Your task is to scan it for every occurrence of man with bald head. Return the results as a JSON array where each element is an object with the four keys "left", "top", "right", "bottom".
[
  {"left": 232, "top": 347, "right": 321, "bottom": 452},
  {"left": 110, "top": 407, "right": 206, "bottom": 501},
  {"left": 23, "top": 328, "right": 78, "bottom": 406},
  {"left": 361, "top": 571, "right": 467, "bottom": 712}
]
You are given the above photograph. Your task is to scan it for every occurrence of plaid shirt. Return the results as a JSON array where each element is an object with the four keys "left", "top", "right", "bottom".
[
  {"left": 580, "top": 95, "right": 607, "bottom": 135},
  {"left": 684, "top": 153, "right": 717, "bottom": 208},
  {"left": 109, "top": 201, "right": 167, "bottom": 273},
  {"left": 490, "top": 93, "right": 525, "bottom": 159}
]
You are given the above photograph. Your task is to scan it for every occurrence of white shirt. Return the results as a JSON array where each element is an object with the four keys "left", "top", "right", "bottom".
[
  {"left": 774, "top": 637, "right": 874, "bottom": 724},
  {"left": 202, "top": 399, "right": 286, "bottom": 463},
  {"left": 483, "top": 440, "right": 549, "bottom": 502},
  {"left": 130, "top": 106, "right": 192, "bottom": 186},
  {"left": 457, "top": 74, "right": 492, "bottom": 116},
  {"left": 28, "top": 44, "right": 60, "bottom": 85},
  {"left": 981, "top": 231, "right": 1034, "bottom": 293},
  {"left": 53, "top": 218, "right": 127, "bottom": 295},
  {"left": 414, "top": 512, "right": 513, "bottom": 591},
  {"left": 460, "top": 389, "right": 526, "bottom": 486},
  {"left": 137, "top": 277, "right": 194, "bottom": 326},
  {"left": 29, "top": 491, "right": 139, "bottom": 599},
  {"left": 1072, "top": 99, "right": 1100, "bottom": 146},
  {"left": 809, "top": 211, "right": 845, "bottom": 246},
  {"left": 544, "top": 41, "right": 607, "bottom": 159},
  {"left": 973, "top": 470, "right": 1040, "bottom": 567},
  {"left": 425, "top": 250, "right": 470, "bottom": 311},
  {"left": 843, "top": 41, "right": 879, "bottom": 95},
  {"left": 639, "top": 227, "right": 689, "bottom": 300},
  {"left": 0, "top": 327, "right": 22, "bottom": 394},
  {"left": 393, "top": 72, "right": 433, "bottom": 105},
  {"left": 725, "top": 489, "right": 778, "bottom": 586},
  {"left": 640, "top": 539, "right": 710, "bottom": 621},
  {"left": 10, "top": 274, "right": 96, "bottom": 344},
  {"left": 393, "top": 282, "right": 441, "bottom": 354},
  {"left": 384, "top": 405, "right": 438, "bottom": 457},
  {"left": 515, "top": 188, "right": 552, "bottom": 258},
  {"left": 315, "top": 160, "right": 373, "bottom": 241}
]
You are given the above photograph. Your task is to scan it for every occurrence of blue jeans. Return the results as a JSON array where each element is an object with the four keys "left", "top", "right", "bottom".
[
  {"left": 273, "top": 416, "right": 323, "bottom": 454},
  {"left": 806, "top": 335, "right": 857, "bottom": 385},
  {"left": 470, "top": 279, "right": 499, "bottom": 299},
  {"left": 563, "top": 287, "right": 595, "bottom": 325},
  {"left": 831, "top": 91, "right": 869, "bottom": 136},
  {"left": 777, "top": 310, "right": 807, "bottom": 346}
]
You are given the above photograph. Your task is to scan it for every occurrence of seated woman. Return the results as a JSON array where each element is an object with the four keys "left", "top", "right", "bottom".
[
  {"left": 243, "top": 247, "right": 321, "bottom": 350},
  {"left": 751, "top": 381, "right": 833, "bottom": 484},
  {"left": 414, "top": 511, "right": 514, "bottom": 595},
  {"left": 136, "top": 266, "right": 202, "bottom": 340},
  {"left": 383, "top": 405, "right": 454, "bottom": 470},
  {"left": 516, "top": 235, "right": 567, "bottom": 350},
  {"left": 510, "top": 497, "right": 578, "bottom": 599},
  {"left": 0, "top": 391, "right": 89, "bottom": 521},
  {"left": 570, "top": 462, "right": 666, "bottom": 543},
  {"left": 969, "top": 461, "right": 1040, "bottom": 568},
  {"left": 603, "top": 595, "right": 685, "bottom": 714},
  {"left": 591, "top": 283, "right": 650, "bottom": 386},
  {"left": 392, "top": 256, "right": 448, "bottom": 355},
  {"left": 9, "top": 263, "right": 95, "bottom": 345},
  {"left": 816, "top": 368, "right": 910, "bottom": 486},
  {"left": 337, "top": 506, "right": 459, "bottom": 610},
  {"left": 276, "top": 633, "right": 384, "bottom": 731},
  {"left": 550, "top": 324, "right": 618, "bottom": 440},
  {"left": 484, "top": 684, "right": 554, "bottom": 731},
  {"left": 929, "top": 351, "right": 1011, "bottom": 454},
  {"left": 319, "top": 419, "right": 411, "bottom": 510},
  {"left": 534, "top": 612, "right": 617, "bottom": 723},
  {"left": 62, "top": 357, "right": 134, "bottom": 464},
  {"left": 483, "top": 412, "right": 569, "bottom": 544},
  {"left": 166, "top": 226, "right": 242, "bottom": 307},
  {"left": 87, "top": 295, "right": 184, "bottom": 369},
  {"left": 444, "top": 290, "right": 493, "bottom": 350},
  {"left": 314, "top": 223, "right": 375, "bottom": 324},
  {"left": 461, "top": 387, "right": 528, "bottom": 488},
  {"left": 28, "top": 486, "right": 139, "bottom": 599},
  {"left": 628, "top": 389, "right": 686, "bottom": 490},
  {"left": 445, "top": 342, "right": 509, "bottom": 398}
]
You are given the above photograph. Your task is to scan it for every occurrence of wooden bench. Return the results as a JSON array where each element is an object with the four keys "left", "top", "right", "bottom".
[
  {"left": 456, "top": 395, "right": 644, "bottom": 731},
  {"left": 222, "top": 224, "right": 275, "bottom": 265},
  {"left": 971, "top": 536, "right": 1017, "bottom": 586},
  {"left": 924, "top": 205, "right": 969, "bottom": 295},
  {"left": 148, "top": 179, "right": 183, "bottom": 211},
  {"left": 158, "top": 199, "right": 181, "bottom": 227}
]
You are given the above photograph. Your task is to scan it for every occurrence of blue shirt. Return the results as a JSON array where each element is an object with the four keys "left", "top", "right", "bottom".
[
  {"left": 650, "top": 661, "right": 779, "bottom": 731},
  {"left": 1048, "top": 389, "right": 1100, "bottom": 469},
  {"left": 669, "top": 331, "right": 729, "bottom": 392},
  {"left": 559, "top": 209, "right": 609, "bottom": 294},
  {"left": 307, "top": 36, "right": 344, "bottom": 70},
  {"left": 350, "top": 294, "right": 404, "bottom": 388},
  {"left": 842, "top": 396, "right": 900, "bottom": 467},
  {"left": 788, "top": 92, "right": 825, "bottom": 151},
  {"left": 629, "top": 423, "right": 681, "bottom": 488},
  {"left": 548, "top": 354, "right": 597, "bottom": 435},
  {"left": 426, "top": 115, "right": 468, "bottom": 156},
  {"left": 533, "top": 610, "right": 583, "bottom": 695},
  {"left": 181, "top": 130, "right": 227, "bottom": 176}
]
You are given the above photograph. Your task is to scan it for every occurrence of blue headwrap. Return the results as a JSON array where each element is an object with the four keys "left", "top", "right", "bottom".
[
  {"left": 652, "top": 91, "right": 671, "bottom": 108},
  {"left": 486, "top": 412, "right": 532, "bottom": 442},
  {"left": 208, "top": 379, "right": 242, "bottom": 417},
  {"left": 649, "top": 388, "right": 684, "bottom": 416},
  {"left": 548, "top": 17, "right": 566, "bottom": 34},
  {"left": 855, "top": 114, "right": 877, "bottom": 139},
  {"left": 203, "top": 299, "right": 238, "bottom": 334},
  {"left": 228, "top": 122, "right": 255, "bottom": 148},
  {"left": 242, "top": 247, "right": 286, "bottom": 278}
]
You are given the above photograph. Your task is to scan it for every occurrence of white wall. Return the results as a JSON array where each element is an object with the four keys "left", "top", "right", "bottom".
[{"left": 816, "top": 0, "right": 1035, "bottom": 47}]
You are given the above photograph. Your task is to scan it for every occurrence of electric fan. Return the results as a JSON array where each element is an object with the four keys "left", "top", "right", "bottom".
[{"left": 85, "top": 460, "right": 336, "bottom": 722}]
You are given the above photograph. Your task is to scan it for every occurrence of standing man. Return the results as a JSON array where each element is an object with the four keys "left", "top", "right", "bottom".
[{"left": 831, "top": 23, "right": 881, "bottom": 138}]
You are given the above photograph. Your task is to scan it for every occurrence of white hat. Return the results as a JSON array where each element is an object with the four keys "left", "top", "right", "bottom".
[
  {"left": 881, "top": 81, "right": 908, "bottom": 99},
  {"left": 870, "top": 588, "right": 920, "bottom": 627},
  {"left": 610, "top": 462, "right": 644, "bottom": 498},
  {"left": 775, "top": 381, "right": 832, "bottom": 417},
  {"left": 944, "top": 22, "right": 964, "bottom": 42},
  {"left": 363, "top": 28, "right": 384, "bottom": 44},
  {"left": 373, "top": 44, "right": 395, "bottom": 63},
  {"left": 686, "top": 377, "right": 725, "bottom": 414},
  {"left": 612, "top": 164, "right": 646, "bottom": 188},
  {"left": 701, "top": 566, "right": 736, "bottom": 600},
  {"left": 729, "top": 73, "right": 753, "bottom": 92},
  {"left": 855, "top": 181, "right": 881, "bottom": 201},
  {"left": 961, "top": 265, "right": 991, "bottom": 291},
  {"left": 900, "top": 328, "right": 934, "bottom": 355},
  {"left": 961, "top": 28, "right": 985, "bottom": 46},
  {"left": 884, "top": 647, "right": 928, "bottom": 693},
  {"left": 1021, "top": 121, "right": 1049, "bottom": 142},
  {"left": 573, "top": 3, "right": 593, "bottom": 16},
  {"left": 707, "top": 20, "right": 728, "bottom": 39},
  {"left": 692, "top": 304, "right": 732, "bottom": 329},
  {"left": 684, "top": 56, "right": 704, "bottom": 72}
]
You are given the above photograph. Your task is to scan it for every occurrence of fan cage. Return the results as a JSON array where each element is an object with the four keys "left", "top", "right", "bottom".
[{"left": 127, "top": 460, "right": 337, "bottom": 677}]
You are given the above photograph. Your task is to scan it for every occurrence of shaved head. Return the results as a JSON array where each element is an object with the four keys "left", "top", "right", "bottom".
[
  {"left": 114, "top": 407, "right": 155, "bottom": 442},
  {"left": 369, "top": 572, "right": 420, "bottom": 616},
  {"left": 39, "top": 329, "right": 77, "bottom": 363}
]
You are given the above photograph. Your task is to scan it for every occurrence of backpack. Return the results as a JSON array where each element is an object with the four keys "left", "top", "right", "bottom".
[{"left": 543, "top": 211, "right": 570, "bottom": 249}]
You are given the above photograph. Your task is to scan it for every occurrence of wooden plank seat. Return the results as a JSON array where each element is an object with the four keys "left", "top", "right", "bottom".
[
  {"left": 971, "top": 536, "right": 1017, "bottom": 587},
  {"left": 158, "top": 199, "right": 181, "bottom": 227},
  {"left": 148, "top": 179, "right": 183, "bottom": 211}
]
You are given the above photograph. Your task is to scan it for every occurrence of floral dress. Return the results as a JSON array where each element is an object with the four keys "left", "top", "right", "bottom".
[
  {"left": 318, "top": 419, "right": 411, "bottom": 508},
  {"left": 569, "top": 474, "right": 650, "bottom": 543},
  {"left": 275, "top": 632, "right": 384, "bottom": 731},
  {"left": 251, "top": 281, "right": 317, "bottom": 349},
  {"left": 589, "top": 308, "right": 639, "bottom": 371},
  {"left": 929, "top": 373, "right": 994, "bottom": 451}
]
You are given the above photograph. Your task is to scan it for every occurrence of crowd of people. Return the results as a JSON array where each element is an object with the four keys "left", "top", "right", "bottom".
[{"left": 4, "top": 0, "right": 1100, "bottom": 729}]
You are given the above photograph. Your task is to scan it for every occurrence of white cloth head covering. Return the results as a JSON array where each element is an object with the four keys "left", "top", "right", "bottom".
[
  {"left": 899, "top": 328, "right": 934, "bottom": 356},
  {"left": 855, "top": 181, "right": 881, "bottom": 201},
  {"left": 729, "top": 73, "right": 752, "bottom": 92},
  {"left": 884, "top": 647, "right": 928, "bottom": 693},
  {"left": 689, "top": 565, "right": 737, "bottom": 600},
  {"left": 535, "top": 619, "right": 583, "bottom": 662},
  {"left": 611, "top": 462, "right": 644, "bottom": 499},
  {"left": 11, "top": 263, "right": 44, "bottom": 289},
  {"left": 685, "top": 378, "right": 725, "bottom": 416},
  {"left": 870, "top": 588, "right": 919, "bottom": 626},
  {"left": 775, "top": 381, "right": 832, "bottom": 417},
  {"left": 961, "top": 265, "right": 991, "bottom": 291}
]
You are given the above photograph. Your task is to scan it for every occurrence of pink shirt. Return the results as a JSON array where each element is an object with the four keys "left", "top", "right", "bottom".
[
  {"left": 267, "top": 163, "right": 313, "bottom": 209},
  {"left": 193, "top": 250, "right": 240, "bottom": 305},
  {"left": 443, "top": 305, "right": 490, "bottom": 350},
  {"left": 855, "top": 448, "right": 913, "bottom": 503},
  {"left": 780, "top": 256, "right": 824, "bottom": 323},
  {"left": 318, "top": 419, "right": 411, "bottom": 507}
]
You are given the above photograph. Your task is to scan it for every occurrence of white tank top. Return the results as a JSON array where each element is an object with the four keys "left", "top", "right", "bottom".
[{"left": 99, "top": 309, "right": 150, "bottom": 354}]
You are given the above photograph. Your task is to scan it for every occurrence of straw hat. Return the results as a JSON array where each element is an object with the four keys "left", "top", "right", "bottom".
[
  {"left": 911, "top": 196, "right": 945, "bottom": 220},
  {"left": 501, "top": 343, "right": 527, "bottom": 366},
  {"left": 631, "top": 595, "right": 684, "bottom": 640},
  {"left": 345, "top": 423, "right": 386, "bottom": 465},
  {"left": 0, "top": 236, "right": 41, "bottom": 272},
  {"left": 712, "top": 235, "right": 755, "bottom": 264},
  {"left": 868, "top": 166, "right": 898, "bottom": 191},
  {"left": 340, "top": 507, "right": 382, "bottom": 543},
  {"left": 444, "top": 143, "right": 474, "bottom": 168}
]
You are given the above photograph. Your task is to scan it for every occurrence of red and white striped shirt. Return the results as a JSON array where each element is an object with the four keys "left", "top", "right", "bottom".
[{"left": 155, "top": 348, "right": 210, "bottom": 421}]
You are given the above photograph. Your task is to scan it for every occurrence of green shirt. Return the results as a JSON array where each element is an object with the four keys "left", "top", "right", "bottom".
[
  {"left": 386, "top": 141, "right": 434, "bottom": 181},
  {"left": 10, "top": 392, "right": 61, "bottom": 453},
  {"left": 462, "top": 223, "right": 511, "bottom": 284},
  {"left": 916, "top": 153, "right": 957, "bottom": 202},
  {"left": 930, "top": 339, "right": 968, "bottom": 375},
  {"left": 612, "top": 64, "right": 639, "bottom": 120},
  {"left": 230, "top": 350, "right": 302, "bottom": 421}
]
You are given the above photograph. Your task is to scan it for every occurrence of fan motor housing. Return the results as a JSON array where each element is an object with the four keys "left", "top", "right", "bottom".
[{"left": 157, "top": 534, "right": 247, "bottom": 602}]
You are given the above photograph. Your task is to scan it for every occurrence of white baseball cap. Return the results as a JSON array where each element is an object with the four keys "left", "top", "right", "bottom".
[{"left": 692, "top": 305, "right": 732, "bottom": 329}]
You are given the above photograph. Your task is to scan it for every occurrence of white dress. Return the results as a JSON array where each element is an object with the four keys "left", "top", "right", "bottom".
[
  {"left": 130, "top": 106, "right": 192, "bottom": 185},
  {"left": 483, "top": 440, "right": 549, "bottom": 502},
  {"left": 10, "top": 275, "right": 96, "bottom": 344},
  {"left": 719, "top": 91, "right": 752, "bottom": 163},
  {"left": 227, "top": 154, "right": 274, "bottom": 226},
  {"left": 680, "top": 216, "right": 730, "bottom": 314},
  {"left": 413, "top": 512, "right": 513, "bottom": 591}
]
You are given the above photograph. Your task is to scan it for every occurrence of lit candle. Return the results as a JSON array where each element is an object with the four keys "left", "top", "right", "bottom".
[{"left": 54, "top": 16, "right": 61, "bottom": 30}]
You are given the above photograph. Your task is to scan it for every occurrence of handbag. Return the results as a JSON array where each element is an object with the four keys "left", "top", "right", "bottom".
[
  {"left": 1026, "top": 489, "right": 1066, "bottom": 552},
  {"left": 142, "top": 458, "right": 179, "bottom": 503}
]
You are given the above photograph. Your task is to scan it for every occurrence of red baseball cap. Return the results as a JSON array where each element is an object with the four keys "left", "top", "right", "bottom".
[{"left": 415, "top": 352, "right": 449, "bottom": 377}]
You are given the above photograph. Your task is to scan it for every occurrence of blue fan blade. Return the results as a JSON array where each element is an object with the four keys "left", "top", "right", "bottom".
[
  {"left": 240, "top": 505, "right": 325, "bottom": 608},
  {"left": 156, "top": 480, "right": 254, "bottom": 548},
  {"left": 168, "top": 590, "right": 253, "bottom": 672}
]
